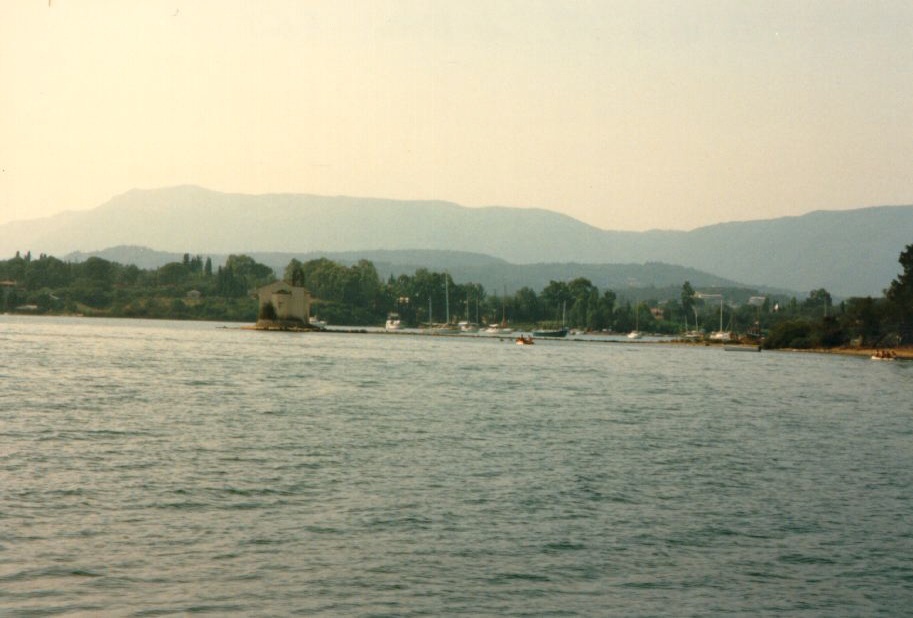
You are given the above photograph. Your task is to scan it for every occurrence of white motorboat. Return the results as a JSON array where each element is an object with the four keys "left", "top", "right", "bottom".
[{"left": 385, "top": 313, "right": 403, "bottom": 331}]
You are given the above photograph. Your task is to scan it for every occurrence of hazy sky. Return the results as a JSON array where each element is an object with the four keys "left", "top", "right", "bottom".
[{"left": 2, "top": 1, "right": 912, "bottom": 231}]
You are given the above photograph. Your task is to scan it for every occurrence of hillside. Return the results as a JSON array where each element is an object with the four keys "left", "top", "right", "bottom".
[
  {"left": 4, "top": 185, "right": 911, "bottom": 297},
  {"left": 65, "top": 246, "right": 753, "bottom": 299}
]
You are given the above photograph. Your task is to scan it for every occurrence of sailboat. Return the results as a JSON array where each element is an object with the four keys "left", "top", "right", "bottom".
[
  {"left": 627, "top": 304, "right": 643, "bottom": 339},
  {"left": 485, "top": 288, "right": 513, "bottom": 334},
  {"left": 709, "top": 297, "right": 731, "bottom": 342},
  {"left": 533, "top": 301, "right": 568, "bottom": 337},
  {"left": 457, "top": 296, "right": 479, "bottom": 332},
  {"left": 429, "top": 277, "right": 459, "bottom": 333}
]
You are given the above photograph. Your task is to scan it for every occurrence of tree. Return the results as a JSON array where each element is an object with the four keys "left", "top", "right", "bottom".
[
  {"left": 512, "top": 287, "right": 539, "bottom": 323},
  {"left": 594, "top": 289, "right": 616, "bottom": 330},
  {"left": 225, "top": 254, "right": 274, "bottom": 286},
  {"left": 79, "top": 257, "right": 114, "bottom": 287},
  {"left": 23, "top": 255, "right": 71, "bottom": 290},
  {"left": 887, "top": 244, "right": 913, "bottom": 310},
  {"left": 681, "top": 281, "right": 695, "bottom": 321},
  {"left": 285, "top": 259, "right": 305, "bottom": 286},
  {"left": 157, "top": 262, "right": 190, "bottom": 286},
  {"left": 541, "top": 280, "right": 571, "bottom": 324},
  {"left": 565, "top": 278, "right": 596, "bottom": 329},
  {"left": 843, "top": 296, "right": 883, "bottom": 343},
  {"left": 804, "top": 288, "right": 833, "bottom": 316},
  {"left": 887, "top": 244, "right": 913, "bottom": 342}
]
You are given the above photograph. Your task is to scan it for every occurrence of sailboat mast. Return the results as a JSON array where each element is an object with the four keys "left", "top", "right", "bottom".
[{"left": 501, "top": 285, "right": 507, "bottom": 326}]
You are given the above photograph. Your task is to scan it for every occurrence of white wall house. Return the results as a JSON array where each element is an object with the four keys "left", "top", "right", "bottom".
[{"left": 256, "top": 281, "right": 310, "bottom": 326}]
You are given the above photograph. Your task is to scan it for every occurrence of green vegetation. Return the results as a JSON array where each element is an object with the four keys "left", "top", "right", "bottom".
[
  {"left": 2, "top": 244, "right": 912, "bottom": 350},
  {"left": 0, "top": 251, "right": 273, "bottom": 322},
  {"left": 760, "top": 245, "right": 913, "bottom": 349}
]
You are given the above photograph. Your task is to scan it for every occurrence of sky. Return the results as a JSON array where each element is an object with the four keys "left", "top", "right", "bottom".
[{"left": 1, "top": 1, "right": 912, "bottom": 232}]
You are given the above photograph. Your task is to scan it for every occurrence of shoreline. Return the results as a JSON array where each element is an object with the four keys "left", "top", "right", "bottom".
[
  {"left": 5, "top": 313, "right": 911, "bottom": 359},
  {"left": 272, "top": 327, "right": 913, "bottom": 359},
  {"left": 782, "top": 346, "right": 913, "bottom": 360}
]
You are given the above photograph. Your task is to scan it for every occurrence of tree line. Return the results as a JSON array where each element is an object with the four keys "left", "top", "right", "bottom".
[{"left": 1, "top": 244, "right": 911, "bottom": 348}]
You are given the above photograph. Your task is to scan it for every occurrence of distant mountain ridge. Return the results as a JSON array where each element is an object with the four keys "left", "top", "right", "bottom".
[{"left": 3, "top": 185, "right": 911, "bottom": 297}]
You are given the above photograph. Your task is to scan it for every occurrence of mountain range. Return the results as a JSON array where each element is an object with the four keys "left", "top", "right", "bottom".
[{"left": 2, "top": 185, "right": 910, "bottom": 298}]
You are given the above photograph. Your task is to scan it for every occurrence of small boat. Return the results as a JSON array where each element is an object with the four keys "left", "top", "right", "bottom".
[
  {"left": 724, "top": 345, "right": 761, "bottom": 352},
  {"left": 458, "top": 321, "right": 479, "bottom": 333},
  {"left": 532, "top": 327, "right": 568, "bottom": 338},
  {"left": 385, "top": 313, "right": 403, "bottom": 331},
  {"left": 515, "top": 335, "right": 534, "bottom": 345},
  {"left": 871, "top": 350, "right": 897, "bottom": 360},
  {"left": 627, "top": 330, "right": 643, "bottom": 339},
  {"left": 309, "top": 316, "right": 327, "bottom": 329},
  {"left": 487, "top": 290, "right": 514, "bottom": 335}
]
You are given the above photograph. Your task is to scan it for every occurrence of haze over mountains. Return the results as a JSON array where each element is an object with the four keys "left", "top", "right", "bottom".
[{"left": 3, "top": 185, "right": 910, "bottom": 298}]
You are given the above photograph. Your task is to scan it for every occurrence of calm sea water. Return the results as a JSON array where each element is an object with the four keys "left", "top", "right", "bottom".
[{"left": 2, "top": 316, "right": 912, "bottom": 616}]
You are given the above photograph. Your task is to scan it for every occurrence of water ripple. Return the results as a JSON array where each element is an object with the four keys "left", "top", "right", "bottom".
[{"left": 1, "top": 317, "right": 912, "bottom": 615}]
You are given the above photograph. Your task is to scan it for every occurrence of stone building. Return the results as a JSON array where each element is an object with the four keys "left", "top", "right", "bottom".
[{"left": 255, "top": 281, "right": 311, "bottom": 329}]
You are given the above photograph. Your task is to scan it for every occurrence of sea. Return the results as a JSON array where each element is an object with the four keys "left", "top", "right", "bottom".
[{"left": 2, "top": 315, "right": 912, "bottom": 616}]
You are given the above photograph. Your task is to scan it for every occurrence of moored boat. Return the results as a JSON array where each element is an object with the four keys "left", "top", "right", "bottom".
[
  {"left": 385, "top": 313, "right": 403, "bottom": 331},
  {"left": 534, "top": 301, "right": 568, "bottom": 338},
  {"left": 724, "top": 344, "right": 761, "bottom": 352},
  {"left": 709, "top": 296, "right": 731, "bottom": 341},
  {"left": 532, "top": 327, "right": 568, "bottom": 338},
  {"left": 485, "top": 323, "right": 514, "bottom": 335},
  {"left": 628, "top": 303, "right": 643, "bottom": 339}
]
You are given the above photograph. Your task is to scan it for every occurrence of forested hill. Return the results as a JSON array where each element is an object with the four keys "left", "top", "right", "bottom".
[
  {"left": 64, "top": 246, "right": 758, "bottom": 299},
  {"left": 2, "top": 185, "right": 910, "bottom": 297}
]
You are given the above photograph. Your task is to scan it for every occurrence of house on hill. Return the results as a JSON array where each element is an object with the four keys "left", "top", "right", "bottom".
[{"left": 255, "top": 281, "right": 313, "bottom": 329}]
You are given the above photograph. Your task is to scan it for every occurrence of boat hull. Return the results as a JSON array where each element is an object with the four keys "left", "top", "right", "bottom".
[{"left": 531, "top": 328, "right": 568, "bottom": 338}]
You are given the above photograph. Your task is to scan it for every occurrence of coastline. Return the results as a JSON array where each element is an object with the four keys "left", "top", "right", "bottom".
[
  {"left": 5, "top": 313, "right": 911, "bottom": 359},
  {"left": 786, "top": 346, "right": 913, "bottom": 360}
]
